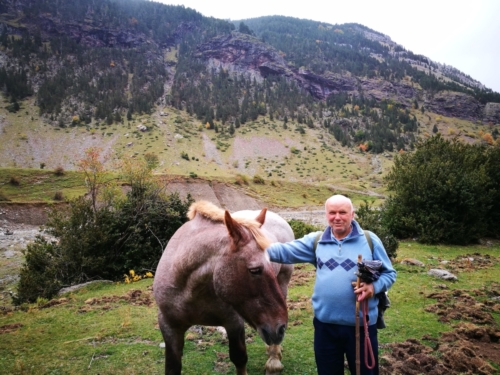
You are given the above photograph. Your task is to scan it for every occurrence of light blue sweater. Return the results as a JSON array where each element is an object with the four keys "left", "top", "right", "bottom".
[{"left": 267, "top": 220, "right": 396, "bottom": 326}]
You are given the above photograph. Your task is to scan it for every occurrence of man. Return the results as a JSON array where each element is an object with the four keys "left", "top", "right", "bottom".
[{"left": 267, "top": 194, "right": 396, "bottom": 375}]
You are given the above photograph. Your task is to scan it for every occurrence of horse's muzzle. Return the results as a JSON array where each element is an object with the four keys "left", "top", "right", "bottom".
[{"left": 260, "top": 323, "right": 286, "bottom": 345}]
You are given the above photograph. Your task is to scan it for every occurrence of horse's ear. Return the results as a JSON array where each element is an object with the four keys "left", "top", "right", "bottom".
[
  {"left": 255, "top": 208, "right": 267, "bottom": 226},
  {"left": 224, "top": 210, "right": 244, "bottom": 247}
]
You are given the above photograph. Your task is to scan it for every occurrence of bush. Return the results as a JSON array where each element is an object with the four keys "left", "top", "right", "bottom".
[
  {"left": 53, "top": 191, "right": 64, "bottom": 201},
  {"left": 287, "top": 219, "right": 322, "bottom": 239},
  {"left": 234, "top": 174, "right": 249, "bottom": 186},
  {"left": 13, "top": 237, "right": 63, "bottom": 304},
  {"left": 9, "top": 176, "right": 20, "bottom": 186},
  {"left": 253, "top": 174, "right": 265, "bottom": 184},
  {"left": 14, "top": 188, "right": 194, "bottom": 305},
  {"left": 356, "top": 200, "right": 398, "bottom": 259},
  {"left": 382, "top": 135, "right": 495, "bottom": 244},
  {"left": 54, "top": 166, "right": 65, "bottom": 176}
]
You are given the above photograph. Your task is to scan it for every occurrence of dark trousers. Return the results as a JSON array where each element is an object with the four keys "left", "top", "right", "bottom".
[{"left": 313, "top": 317, "right": 379, "bottom": 375}]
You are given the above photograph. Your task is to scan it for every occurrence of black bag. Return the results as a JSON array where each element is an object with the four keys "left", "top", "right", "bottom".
[{"left": 355, "top": 259, "right": 391, "bottom": 329}]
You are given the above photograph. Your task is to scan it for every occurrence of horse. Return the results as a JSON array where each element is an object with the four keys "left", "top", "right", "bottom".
[{"left": 153, "top": 200, "right": 294, "bottom": 375}]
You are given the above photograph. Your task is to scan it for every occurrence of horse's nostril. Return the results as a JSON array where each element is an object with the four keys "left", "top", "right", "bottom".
[
  {"left": 261, "top": 328, "right": 271, "bottom": 344},
  {"left": 278, "top": 324, "right": 286, "bottom": 337}
]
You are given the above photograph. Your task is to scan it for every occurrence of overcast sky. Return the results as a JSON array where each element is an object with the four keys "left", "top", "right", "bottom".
[{"left": 156, "top": 0, "right": 500, "bottom": 93}]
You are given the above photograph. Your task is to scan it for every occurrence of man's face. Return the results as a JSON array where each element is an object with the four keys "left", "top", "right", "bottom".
[{"left": 325, "top": 198, "right": 355, "bottom": 239}]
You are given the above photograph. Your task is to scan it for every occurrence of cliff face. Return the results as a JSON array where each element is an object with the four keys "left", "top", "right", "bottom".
[
  {"left": 194, "top": 33, "right": 294, "bottom": 79},
  {"left": 194, "top": 33, "right": 500, "bottom": 124}
]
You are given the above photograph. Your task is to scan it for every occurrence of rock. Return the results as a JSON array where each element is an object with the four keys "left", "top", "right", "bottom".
[
  {"left": 58, "top": 280, "right": 113, "bottom": 295},
  {"left": 426, "top": 91, "right": 482, "bottom": 121},
  {"left": 359, "top": 77, "right": 416, "bottom": 107},
  {"left": 427, "top": 269, "right": 458, "bottom": 281},
  {"left": 400, "top": 258, "right": 425, "bottom": 267},
  {"left": 483, "top": 102, "right": 500, "bottom": 125}
]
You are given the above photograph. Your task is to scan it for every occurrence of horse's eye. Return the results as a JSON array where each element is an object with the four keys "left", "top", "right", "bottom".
[{"left": 248, "top": 267, "right": 262, "bottom": 275}]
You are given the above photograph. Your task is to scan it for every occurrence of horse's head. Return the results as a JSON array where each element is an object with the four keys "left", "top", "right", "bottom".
[{"left": 213, "top": 209, "right": 288, "bottom": 346}]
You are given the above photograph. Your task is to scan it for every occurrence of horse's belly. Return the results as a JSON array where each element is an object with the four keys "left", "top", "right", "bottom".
[{"left": 158, "top": 290, "right": 238, "bottom": 327}]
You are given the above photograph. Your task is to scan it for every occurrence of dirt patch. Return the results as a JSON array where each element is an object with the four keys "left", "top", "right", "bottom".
[
  {"left": 77, "top": 289, "right": 154, "bottom": 313},
  {"left": 424, "top": 288, "right": 499, "bottom": 324},
  {"left": 444, "top": 253, "right": 497, "bottom": 273},
  {"left": 381, "top": 323, "right": 500, "bottom": 375},
  {"left": 380, "top": 283, "right": 500, "bottom": 374},
  {"left": 39, "top": 297, "right": 70, "bottom": 309},
  {"left": 0, "top": 322, "right": 23, "bottom": 334},
  {"left": 0, "top": 202, "right": 63, "bottom": 226}
]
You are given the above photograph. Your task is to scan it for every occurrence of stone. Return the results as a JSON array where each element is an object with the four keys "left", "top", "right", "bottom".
[
  {"left": 400, "top": 258, "right": 425, "bottom": 267},
  {"left": 427, "top": 269, "right": 458, "bottom": 281}
]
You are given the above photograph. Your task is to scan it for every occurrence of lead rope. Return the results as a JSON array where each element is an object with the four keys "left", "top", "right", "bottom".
[{"left": 361, "top": 299, "right": 376, "bottom": 369}]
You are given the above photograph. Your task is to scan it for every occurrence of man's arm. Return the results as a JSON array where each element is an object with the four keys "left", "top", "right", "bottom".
[{"left": 267, "top": 231, "right": 321, "bottom": 265}]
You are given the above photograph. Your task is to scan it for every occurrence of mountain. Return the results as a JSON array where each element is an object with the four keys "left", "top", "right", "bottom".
[{"left": 0, "top": 0, "right": 499, "bottom": 194}]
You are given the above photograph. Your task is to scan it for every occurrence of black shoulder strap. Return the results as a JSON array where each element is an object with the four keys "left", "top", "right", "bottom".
[
  {"left": 364, "top": 230, "right": 374, "bottom": 254},
  {"left": 313, "top": 230, "right": 374, "bottom": 255}
]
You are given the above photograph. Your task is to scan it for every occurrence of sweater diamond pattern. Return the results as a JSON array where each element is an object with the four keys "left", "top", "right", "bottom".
[
  {"left": 317, "top": 258, "right": 357, "bottom": 272},
  {"left": 340, "top": 259, "right": 356, "bottom": 271},
  {"left": 324, "top": 259, "right": 339, "bottom": 270},
  {"left": 317, "top": 258, "right": 324, "bottom": 269}
]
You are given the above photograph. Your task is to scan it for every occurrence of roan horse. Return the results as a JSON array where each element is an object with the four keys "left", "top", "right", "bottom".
[{"left": 153, "top": 200, "right": 294, "bottom": 375}]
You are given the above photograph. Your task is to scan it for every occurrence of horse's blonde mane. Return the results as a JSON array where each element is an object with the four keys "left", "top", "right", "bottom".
[{"left": 187, "top": 201, "right": 271, "bottom": 250}]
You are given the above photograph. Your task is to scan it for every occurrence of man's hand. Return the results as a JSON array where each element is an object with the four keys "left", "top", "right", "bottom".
[{"left": 353, "top": 282, "right": 374, "bottom": 302}]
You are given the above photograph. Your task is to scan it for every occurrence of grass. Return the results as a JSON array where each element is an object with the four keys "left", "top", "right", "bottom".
[
  {"left": 0, "top": 166, "right": 383, "bottom": 208},
  {"left": 0, "top": 168, "right": 88, "bottom": 202},
  {"left": 0, "top": 242, "right": 499, "bottom": 374}
]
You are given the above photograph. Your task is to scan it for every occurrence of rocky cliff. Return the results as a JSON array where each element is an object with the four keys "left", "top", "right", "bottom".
[{"left": 194, "top": 33, "right": 500, "bottom": 124}]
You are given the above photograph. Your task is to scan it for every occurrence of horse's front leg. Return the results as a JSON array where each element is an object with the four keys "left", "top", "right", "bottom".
[
  {"left": 265, "top": 344, "right": 284, "bottom": 375},
  {"left": 158, "top": 312, "right": 187, "bottom": 375},
  {"left": 226, "top": 324, "right": 248, "bottom": 375}
]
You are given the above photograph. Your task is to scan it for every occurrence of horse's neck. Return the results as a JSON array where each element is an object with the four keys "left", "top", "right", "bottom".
[{"left": 170, "top": 219, "right": 228, "bottom": 284}]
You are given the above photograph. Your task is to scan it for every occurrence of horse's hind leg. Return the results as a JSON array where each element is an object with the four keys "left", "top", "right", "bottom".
[
  {"left": 265, "top": 344, "right": 284, "bottom": 375},
  {"left": 158, "top": 312, "right": 187, "bottom": 375},
  {"left": 226, "top": 324, "right": 248, "bottom": 375}
]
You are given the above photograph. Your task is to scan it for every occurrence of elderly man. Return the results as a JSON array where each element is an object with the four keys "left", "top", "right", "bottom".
[{"left": 267, "top": 194, "right": 396, "bottom": 375}]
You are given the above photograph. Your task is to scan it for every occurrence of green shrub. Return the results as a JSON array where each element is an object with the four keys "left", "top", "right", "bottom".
[
  {"left": 382, "top": 135, "right": 497, "bottom": 244},
  {"left": 14, "top": 189, "right": 193, "bottom": 304},
  {"left": 54, "top": 166, "right": 65, "bottom": 176},
  {"left": 288, "top": 219, "right": 322, "bottom": 239},
  {"left": 13, "top": 237, "right": 63, "bottom": 304},
  {"left": 356, "top": 200, "right": 398, "bottom": 259},
  {"left": 253, "top": 174, "right": 265, "bottom": 184},
  {"left": 234, "top": 174, "right": 249, "bottom": 186},
  {"left": 9, "top": 176, "right": 20, "bottom": 186}
]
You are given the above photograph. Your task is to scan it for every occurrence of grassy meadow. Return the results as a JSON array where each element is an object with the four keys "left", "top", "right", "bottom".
[{"left": 0, "top": 241, "right": 499, "bottom": 375}]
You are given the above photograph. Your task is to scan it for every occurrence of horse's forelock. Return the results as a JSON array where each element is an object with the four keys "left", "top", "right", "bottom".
[{"left": 248, "top": 225, "right": 272, "bottom": 251}]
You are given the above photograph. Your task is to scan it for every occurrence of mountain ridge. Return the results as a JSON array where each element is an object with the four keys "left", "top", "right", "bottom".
[{"left": 0, "top": 0, "right": 498, "bottom": 189}]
